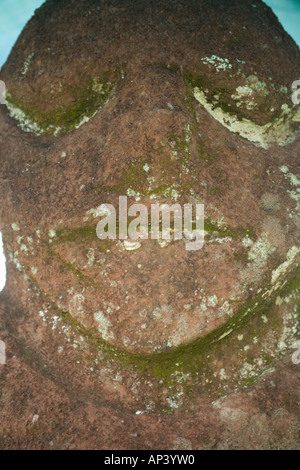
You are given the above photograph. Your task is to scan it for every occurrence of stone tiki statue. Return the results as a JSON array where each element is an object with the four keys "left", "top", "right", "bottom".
[{"left": 0, "top": 0, "right": 299, "bottom": 449}]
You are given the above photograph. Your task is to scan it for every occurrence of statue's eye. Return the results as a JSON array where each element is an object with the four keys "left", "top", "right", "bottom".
[
  {"left": 5, "top": 75, "right": 116, "bottom": 136},
  {"left": 187, "top": 66, "right": 300, "bottom": 149}
]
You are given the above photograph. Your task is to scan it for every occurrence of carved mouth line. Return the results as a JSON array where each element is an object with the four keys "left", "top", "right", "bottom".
[{"left": 26, "top": 261, "right": 300, "bottom": 398}]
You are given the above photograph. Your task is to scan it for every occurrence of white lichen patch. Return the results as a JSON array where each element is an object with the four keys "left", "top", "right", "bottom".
[
  {"left": 21, "top": 53, "right": 34, "bottom": 75},
  {"left": 86, "top": 248, "right": 95, "bottom": 267},
  {"left": 123, "top": 239, "right": 141, "bottom": 251},
  {"left": 123, "top": 336, "right": 131, "bottom": 348},
  {"left": 164, "top": 186, "right": 181, "bottom": 201},
  {"left": 271, "top": 246, "right": 300, "bottom": 286},
  {"left": 157, "top": 227, "right": 174, "bottom": 248},
  {"left": 194, "top": 86, "right": 300, "bottom": 148},
  {"left": 240, "top": 231, "right": 276, "bottom": 289},
  {"left": 252, "top": 246, "right": 300, "bottom": 304},
  {"left": 241, "top": 235, "right": 253, "bottom": 248},
  {"left": 83, "top": 208, "right": 98, "bottom": 221},
  {"left": 20, "top": 243, "right": 28, "bottom": 253},
  {"left": 94, "top": 311, "right": 114, "bottom": 341},
  {"left": 11, "top": 223, "right": 20, "bottom": 231},
  {"left": 218, "top": 300, "right": 233, "bottom": 318},
  {"left": 218, "top": 328, "right": 233, "bottom": 341},
  {"left": 165, "top": 386, "right": 184, "bottom": 410},
  {"left": 157, "top": 238, "right": 171, "bottom": 248},
  {"left": 239, "top": 361, "right": 256, "bottom": 379},
  {"left": 201, "top": 55, "right": 232, "bottom": 72},
  {"left": 152, "top": 304, "right": 174, "bottom": 324},
  {"left": 8, "top": 250, "right": 22, "bottom": 271},
  {"left": 232, "top": 86, "right": 253, "bottom": 98},
  {"left": 50, "top": 315, "right": 61, "bottom": 330},
  {"left": 74, "top": 112, "right": 96, "bottom": 130},
  {"left": 231, "top": 85, "right": 257, "bottom": 110},
  {"left": 207, "top": 295, "right": 218, "bottom": 307},
  {"left": 6, "top": 98, "right": 44, "bottom": 135},
  {"left": 185, "top": 123, "right": 192, "bottom": 143},
  {"left": 248, "top": 233, "right": 274, "bottom": 262},
  {"left": 247, "top": 75, "right": 269, "bottom": 97},
  {"left": 69, "top": 293, "right": 85, "bottom": 317},
  {"left": 279, "top": 165, "right": 300, "bottom": 187},
  {"left": 276, "top": 297, "right": 298, "bottom": 352},
  {"left": 126, "top": 188, "right": 142, "bottom": 201},
  {"left": 279, "top": 166, "right": 300, "bottom": 213}
]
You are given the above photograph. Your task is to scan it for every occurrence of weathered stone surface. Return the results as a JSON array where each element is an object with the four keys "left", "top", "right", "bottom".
[{"left": 0, "top": 0, "right": 299, "bottom": 449}]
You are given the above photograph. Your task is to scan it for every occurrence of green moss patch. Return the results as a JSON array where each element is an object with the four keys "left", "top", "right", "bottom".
[{"left": 6, "top": 74, "right": 115, "bottom": 135}]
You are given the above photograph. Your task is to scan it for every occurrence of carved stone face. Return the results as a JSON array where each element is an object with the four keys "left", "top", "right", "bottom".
[{"left": 0, "top": 0, "right": 299, "bottom": 392}]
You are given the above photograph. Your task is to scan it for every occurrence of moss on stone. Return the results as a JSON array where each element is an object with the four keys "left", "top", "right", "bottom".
[
  {"left": 21, "top": 222, "right": 299, "bottom": 406},
  {"left": 55, "top": 226, "right": 98, "bottom": 243},
  {"left": 30, "top": 224, "right": 300, "bottom": 399},
  {"left": 6, "top": 73, "right": 115, "bottom": 135}
]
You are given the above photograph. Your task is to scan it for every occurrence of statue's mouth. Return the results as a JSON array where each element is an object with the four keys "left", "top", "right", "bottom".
[{"left": 7, "top": 204, "right": 300, "bottom": 357}]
